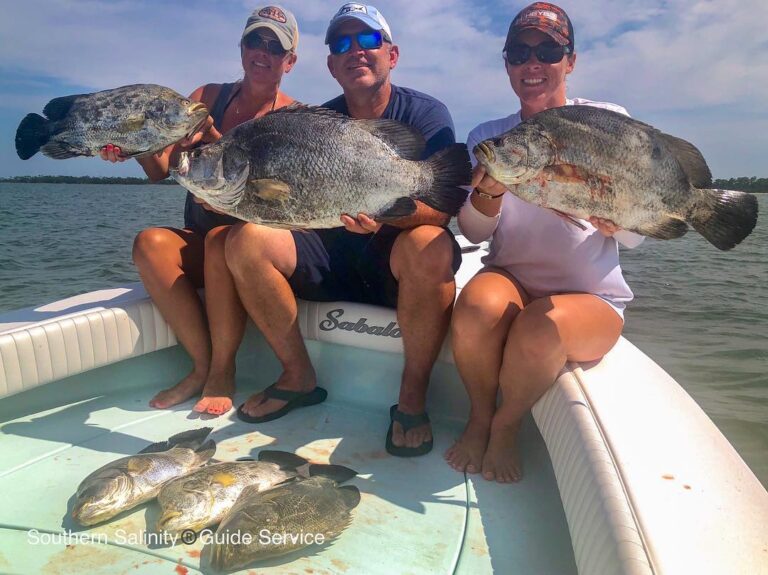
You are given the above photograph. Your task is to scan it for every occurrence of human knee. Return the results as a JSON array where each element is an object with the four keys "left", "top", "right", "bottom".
[
  {"left": 452, "top": 288, "right": 516, "bottom": 339},
  {"left": 132, "top": 228, "right": 172, "bottom": 267},
  {"left": 224, "top": 223, "right": 271, "bottom": 276},
  {"left": 394, "top": 226, "right": 454, "bottom": 280}
]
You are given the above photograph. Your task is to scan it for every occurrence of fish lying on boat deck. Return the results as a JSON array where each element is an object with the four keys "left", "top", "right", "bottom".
[
  {"left": 157, "top": 450, "right": 354, "bottom": 535},
  {"left": 71, "top": 428, "right": 215, "bottom": 526},
  {"left": 15, "top": 84, "right": 208, "bottom": 160},
  {"left": 209, "top": 451, "right": 359, "bottom": 571},
  {"left": 474, "top": 105, "right": 758, "bottom": 250},
  {"left": 172, "top": 104, "right": 472, "bottom": 229}
]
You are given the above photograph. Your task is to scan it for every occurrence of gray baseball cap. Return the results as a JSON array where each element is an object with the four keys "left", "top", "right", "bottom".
[{"left": 242, "top": 5, "right": 299, "bottom": 51}]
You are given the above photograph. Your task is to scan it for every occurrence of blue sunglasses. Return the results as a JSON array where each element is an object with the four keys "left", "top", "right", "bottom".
[{"left": 329, "top": 30, "right": 384, "bottom": 55}]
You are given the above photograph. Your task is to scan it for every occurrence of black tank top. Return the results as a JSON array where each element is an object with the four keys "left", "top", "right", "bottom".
[{"left": 183, "top": 82, "right": 243, "bottom": 236}]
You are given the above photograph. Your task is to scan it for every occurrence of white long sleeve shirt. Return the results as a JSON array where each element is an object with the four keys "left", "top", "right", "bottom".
[{"left": 458, "top": 98, "right": 644, "bottom": 319}]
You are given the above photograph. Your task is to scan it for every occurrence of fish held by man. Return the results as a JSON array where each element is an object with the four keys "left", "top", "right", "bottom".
[
  {"left": 15, "top": 84, "right": 209, "bottom": 160},
  {"left": 156, "top": 450, "right": 355, "bottom": 535},
  {"left": 171, "top": 104, "right": 471, "bottom": 229},
  {"left": 71, "top": 428, "right": 215, "bottom": 526},
  {"left": 208, "top": 454, "right": 359, "bottom": 571},
  {"left": 473, "top": 105, "right": 758, "bottom": 250}
]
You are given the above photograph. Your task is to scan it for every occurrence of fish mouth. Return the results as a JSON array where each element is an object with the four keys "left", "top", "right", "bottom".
[
  {"left": 474, "top": 142, "right": 495, "bottom": 165},
  {"left": 186, "top": 110, "right": 210, "bottom": 140}
]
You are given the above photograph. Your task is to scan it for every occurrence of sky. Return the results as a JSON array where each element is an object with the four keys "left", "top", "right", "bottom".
[{"left": 1, "top": 0, "right": 766, "bottom": 179}]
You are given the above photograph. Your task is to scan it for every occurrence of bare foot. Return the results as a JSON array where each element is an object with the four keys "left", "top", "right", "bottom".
[
  {"left": 193, "top": 371, "right": 236, "bottom": 416},
  {"left": 149, "top": 370, "right": 207, "bottom": 409},
  {"left": 239, "top": 371, "right": 316, "bottom": 419},
  {"left": 481, "top": 419, "right": 522, "bottom": 483},
  {"left": 444, "top": 416, "right": 491, "bottom": 474}
]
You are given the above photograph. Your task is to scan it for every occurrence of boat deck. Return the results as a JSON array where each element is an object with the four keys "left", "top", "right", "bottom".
[{"left": 0, "top": 336, "right": 577, "bottom": 575}]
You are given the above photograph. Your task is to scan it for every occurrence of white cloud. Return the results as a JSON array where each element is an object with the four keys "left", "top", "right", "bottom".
[{"left": 1, "top": 0, "right": 767, "bottom": 177}]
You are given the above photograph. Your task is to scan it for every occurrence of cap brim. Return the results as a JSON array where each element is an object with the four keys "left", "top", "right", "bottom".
[
  {"left": 509, "top": 24, "right": 570, "bottom": 47},
  {"left": 242, "top": 23, "right": 293, "bottom": 50},
  {"left": 324, "top": 14, "right": 390, "bottom": 44}
]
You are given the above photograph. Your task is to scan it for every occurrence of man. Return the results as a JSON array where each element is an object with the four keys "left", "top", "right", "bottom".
[{"left": 225, "top": 3, "right": 462, "bottom": 457}]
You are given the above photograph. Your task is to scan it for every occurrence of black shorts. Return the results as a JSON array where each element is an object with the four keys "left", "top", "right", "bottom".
[
  {"left": 289, "top": 225, "right": 462, "bottom": 309},
  {"left": 183, "top": 192, "right": 242, "bottom": 236}
]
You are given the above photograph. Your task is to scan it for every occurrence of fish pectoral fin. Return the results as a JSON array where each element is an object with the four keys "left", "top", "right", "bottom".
[
  {"left": 251, "top": 178, "right": 291, "bottom": 201},
  {"left": 656, "top": 133, "right": 712, "bottom": 188},
  {"left": 545, "top": 164, "right": 607, "bottom": 187},
  {"left": 372, "top": 197, "right": 418, "bottom": 222},
  {"left": 126, "top": 457, "right": 153, "bottom": 474},
  {"left": 356, "top": 119, "right": 426, "bottom": 160},
  {"left": 41, "top": 141, "right": 81, "bottom": 159},
  {"left": 635, "top": 217, "right": 689, "bottom": 240},
  {"left": 117, "top": 114, "right": 147, "bottom": 133}
]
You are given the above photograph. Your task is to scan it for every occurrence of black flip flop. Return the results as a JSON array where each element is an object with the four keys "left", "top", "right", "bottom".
[
  {"left": 385, "top": 404, "right": 434, "bottom": 457},
  {"left": 236, "top": 384, "right": 328, "bottom": 424}
]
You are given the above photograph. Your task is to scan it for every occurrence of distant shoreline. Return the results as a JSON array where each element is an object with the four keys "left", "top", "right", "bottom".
[
  {"left": 0, "top": 176, "right": 178, "bottom": 185},
  {"left": 0, "top": 175, "right": 765, "bottom": 192}
]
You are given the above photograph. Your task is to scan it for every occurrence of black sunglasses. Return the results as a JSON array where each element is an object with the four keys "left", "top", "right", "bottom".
[
  {"left": 329, "top": 30, "right": 384, "bottom": 55},
  {"left": 504, "top": 41, "right": 571, "bottom": 65},
  {"left": 242, "top": 32, "right": 288, "bottom": 56}
]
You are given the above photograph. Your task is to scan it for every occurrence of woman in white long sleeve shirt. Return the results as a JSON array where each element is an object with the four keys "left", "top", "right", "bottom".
[{"left": 444, "top": 2, "right": 644, "bottom": 482}]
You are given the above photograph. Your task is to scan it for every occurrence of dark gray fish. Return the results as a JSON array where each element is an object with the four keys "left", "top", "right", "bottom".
[
  {"left": 15, "top": 84, "right": 208, "bottom": 160},
  {"left": 71, "top": 428, "right": 215, "bottom": 526},
  {"left": 171, "top": 104, "right": 471, "bottom": 229},
  {"left": 474, "top": 105, "right": 758, "bottom": 250},
  {"left": 209, "top": 453, "right": 359, "bottom": 571},
  {"left": 156, "top": 450, "right": 353, "bottom": 535}
]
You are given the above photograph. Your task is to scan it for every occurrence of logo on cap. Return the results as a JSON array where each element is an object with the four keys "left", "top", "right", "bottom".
[
  {"left": 258, "top": 6, "right": 287, "bottom": 23},
  {"left": 516, "top": 9, "right": 559, "bottom": 25},
  {"left": 338, "top": 4, "right": 367, "bottom": 16}
]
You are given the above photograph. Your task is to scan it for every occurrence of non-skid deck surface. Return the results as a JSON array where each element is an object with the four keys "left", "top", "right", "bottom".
[{"left": 0, "top": 348, "right": 576, "bottom": 575}]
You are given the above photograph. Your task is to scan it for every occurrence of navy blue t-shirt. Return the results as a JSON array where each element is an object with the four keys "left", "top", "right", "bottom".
[{"left": 322, "top": 85, "right": 456, "bottom": 158}]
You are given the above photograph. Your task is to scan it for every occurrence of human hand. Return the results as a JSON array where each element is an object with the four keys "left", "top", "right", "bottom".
[
  {"left": 341, "top": 213, "right": 382, "bottom": 234},
  {"left": 589, "top": 216, "right": 620, "bottom": 237},
  {"left": 192, "top": 195, "right": 227, "bottom": 215},
  {"left": 98, "top": 144, "right": 128, "bottom": 163},
  {"left": 471, "top": 164, "right": 508, "bottom": 198},
  {"left": 180, "top": 116, "right": 222, "bottom": 149}
]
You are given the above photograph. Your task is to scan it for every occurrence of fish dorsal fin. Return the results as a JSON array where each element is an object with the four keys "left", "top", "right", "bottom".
[
  {"left": 657, "top": 133, "right": 712, "bottom": 188},
  {"left": 265, "top": 102, "right": 349, "bottom": 120},
  {"left": 43, "top": 94, "right": 83, "bottom": 121},
  {"left": 355, "top": 119, "right": 425, "bottom": 159},
  {"left": 139, "top": 427, "right": 213, "bottom": 453}
]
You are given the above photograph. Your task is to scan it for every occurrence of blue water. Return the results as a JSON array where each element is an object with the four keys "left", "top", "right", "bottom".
[{"left": 1, "top": 183, "right": 766, "bottom": 486}]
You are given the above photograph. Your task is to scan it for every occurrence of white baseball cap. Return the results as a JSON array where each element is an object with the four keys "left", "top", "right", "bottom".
[{"left": 324, "top": 3, "right": 393, "bottom": 44}]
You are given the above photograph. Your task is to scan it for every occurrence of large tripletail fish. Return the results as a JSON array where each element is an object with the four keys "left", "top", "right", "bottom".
[
  {"left": 71, "top": 428, "right": 215, "bottom": 526},
  {"left": 15, "top": 84, "right": 208, "bottom": 160},
  {"left": 209, "top": 454, "right": 359, "bottom": 571},
  {"left": 171, "top": 104, "right": 471, "bottom": 229},
  {"left": 156, "top": 450, "right": 355, "bottom": 535},
  {"left": 473, "top": 105, "right": 758, "bottom": 250}
]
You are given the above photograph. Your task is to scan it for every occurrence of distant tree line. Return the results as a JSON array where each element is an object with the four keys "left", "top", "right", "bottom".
[
  {"left": 712, "top": 177, "right": 767, "bottom": 193},
  {"left": 0, "top": 175, "right": 178, "bottom": 185}
]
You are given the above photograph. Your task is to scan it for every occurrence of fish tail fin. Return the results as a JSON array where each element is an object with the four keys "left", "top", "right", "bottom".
[
  {"left": 139, "top": 427, "right": 214, "bottom": 454},
  {"left": 415, "top": 143, "right": 472, "bottom": 216},
  {"left": 307, "top": 464, "right": 358, "bottom": 483},
  {"left": 15, "top": 113, "right": 50, "bottom": 160},
  {"left": 257, "top": 450, "right": 309, "bottom": 470},
  {"left": 688, "top": 188, "right": 758, "bottom": 250},
  {"left": 193, "top": 439, "right": 217, "bottom": 464}
]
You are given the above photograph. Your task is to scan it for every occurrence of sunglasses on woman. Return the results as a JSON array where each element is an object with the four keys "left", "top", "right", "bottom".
[
  {"left": 329, "top": 30, "right": 384, "bottom": 55},
  {"left": 242, "top": 32, "right": 288, "bottom": 56},
  {"left": 504, "top": 41, "right": 571, "bottom": 66}
]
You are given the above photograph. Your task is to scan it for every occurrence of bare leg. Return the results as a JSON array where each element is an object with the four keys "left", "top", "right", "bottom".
[
  {"left": 225, "top": 223, "right": 317, "bottom": 418},
  {"left": 133, "top": 227, "right": 210, "bottom": 409},
  {"left": 388, "top": 226, "right": 456, "bottom": 451},
  {"left": 193, "top": 226, "right": 246, "bottom": 415},
  {"left": 445, "top": 269, "right": 527, "bottom": 473},
  {"left": 482, "top": 294, "right": 623, "bottom": 482}
]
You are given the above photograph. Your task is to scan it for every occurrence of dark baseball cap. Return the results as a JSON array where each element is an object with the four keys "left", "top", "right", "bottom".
[{"left": 505, "top": 2, "right": 574, "bottom": 50}]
